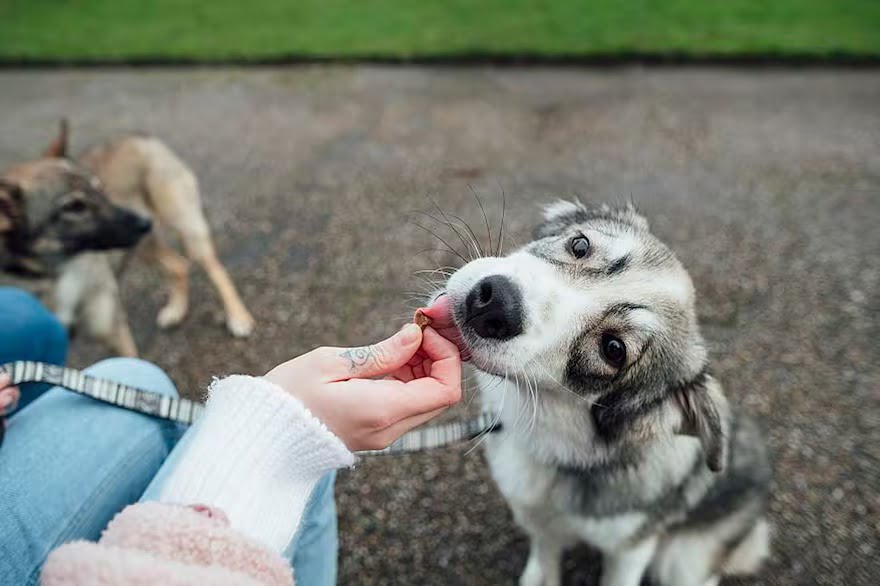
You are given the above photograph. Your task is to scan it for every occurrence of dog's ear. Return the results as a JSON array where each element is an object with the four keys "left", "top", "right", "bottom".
[
  {"left": 533, "top": 199, "right": 587, "bottom": 238},
  {"left": 674, "top": 373, "right": 730, "bottom": 473},
  {"left": 621, "top": 202, "right": 649, "bottom": 231},
  {"left": 44, "top": 118, "right": 69, "bottom": 159},
  {"left": 534, "top": 199, "right": 649, "bottom": 239},
  {"left": 542, "top": 199, "right": 585, "bottom": 223},
  {"left": 0, "top": 179, "right": 24, "bottom": 233}
]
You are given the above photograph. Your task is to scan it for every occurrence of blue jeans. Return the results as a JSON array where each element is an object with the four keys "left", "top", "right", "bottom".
[
  {"left": 0, "top": 289, "right": 337, "bottom": 585},
  {"left": 0, "top": 287, "right": 68, "bottom": 411}
]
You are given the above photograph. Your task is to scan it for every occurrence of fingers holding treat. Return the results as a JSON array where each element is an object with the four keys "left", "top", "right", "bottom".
[{"left": 414, "top": 309, "right": 433, "bottom": 329}]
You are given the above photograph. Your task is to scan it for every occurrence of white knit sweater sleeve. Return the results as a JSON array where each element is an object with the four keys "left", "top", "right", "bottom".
[{"left": 158, "top": 375, "right": 355, "bottom": 552}]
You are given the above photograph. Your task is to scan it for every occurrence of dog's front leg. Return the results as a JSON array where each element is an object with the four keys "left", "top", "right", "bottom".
[
  {"left": 599, "top": 536, "right": 657, "bottom": 586},
  {"left": 55, "top": 257, "right": 89, "bottom": 332},
  {"left": 520, "top": 535, "right": 564, "bottom": 586}
]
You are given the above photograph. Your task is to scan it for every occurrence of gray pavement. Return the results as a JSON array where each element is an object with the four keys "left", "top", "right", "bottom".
[{"left": 1, "top": 67, "right": 878, "bottom": 584}]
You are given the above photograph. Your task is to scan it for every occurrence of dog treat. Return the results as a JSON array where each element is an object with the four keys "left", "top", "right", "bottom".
[{"left": 414, "top": 309, "right": 433, "bottom": 329}]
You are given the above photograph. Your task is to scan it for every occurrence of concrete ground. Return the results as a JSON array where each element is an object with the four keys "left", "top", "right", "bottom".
[{"left": 0, "top": 67, "right": 877, "bottom": 585}]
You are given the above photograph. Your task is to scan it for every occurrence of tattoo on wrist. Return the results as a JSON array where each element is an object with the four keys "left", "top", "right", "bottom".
[{"left": 340, "top": 345, "right": 385, "bottom": 372}]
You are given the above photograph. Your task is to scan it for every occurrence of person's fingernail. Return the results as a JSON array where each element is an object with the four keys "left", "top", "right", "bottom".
[{"left": 398, "top": 323, "right": 421, "bottom": 345}]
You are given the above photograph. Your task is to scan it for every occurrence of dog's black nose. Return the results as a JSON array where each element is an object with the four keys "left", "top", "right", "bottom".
[
  {"left": 464, "top": 275, "right": 524, "bottom": 340},
  {"left": 133, "top": 214, "right": 152, "bottom": 235}
]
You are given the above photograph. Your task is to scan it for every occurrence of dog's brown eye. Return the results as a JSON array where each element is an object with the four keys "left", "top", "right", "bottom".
[
  {"left": 570, "top": 236, "right": 590, "bottom": 259},
  {"left": 63, "top": 200, "right": 88, "bottom": 214},
  {"left": 601, "top": 334, "right": 626, "bottom": 367}
]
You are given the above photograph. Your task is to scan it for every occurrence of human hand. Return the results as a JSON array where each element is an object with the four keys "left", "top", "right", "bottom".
[
  {"left": 265, "top": 323, "right": 462, "bottom": 451},
  {"left": 0, "top": 373, "right": 20, "bottom": 415}
]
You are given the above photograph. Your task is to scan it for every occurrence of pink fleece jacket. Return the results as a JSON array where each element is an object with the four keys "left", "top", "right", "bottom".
[
  {"left": 40, "top": 376, "right": 356, "bottom": 586},
  {"left": 43, "top": 503, "right": 293, "bottom": 586}
]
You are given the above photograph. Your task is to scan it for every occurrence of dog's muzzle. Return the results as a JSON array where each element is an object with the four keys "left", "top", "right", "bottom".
[
  {"left": 86, "top": 209, "right": 152, "bottom": 251},
  {"left": 463, "top": 275, "right": 524, "bottom": 340},
  {"left": 130, "top": 213, "right": 152, "bottom": 236}
]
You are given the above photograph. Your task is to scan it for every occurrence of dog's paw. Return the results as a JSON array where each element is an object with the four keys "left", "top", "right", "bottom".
[
  {"left": 157, "top": 304, "right": 187, "bottom": 329},
  {"left": 227, "top": 312, "right": 255, "bottom": 338}
]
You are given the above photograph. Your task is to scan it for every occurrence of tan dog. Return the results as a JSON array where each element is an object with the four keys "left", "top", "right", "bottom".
[{"left": 20, "top": 121, "right": 254, "bottom": 356}]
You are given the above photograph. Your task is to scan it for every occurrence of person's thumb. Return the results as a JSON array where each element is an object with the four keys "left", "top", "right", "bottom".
[{"left": 332, "top": 323, "right": 422, "bottom": 379}]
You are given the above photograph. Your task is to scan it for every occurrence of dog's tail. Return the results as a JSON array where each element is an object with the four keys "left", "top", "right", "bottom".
[{"left": 44, "top": 118, "right": 69, "bottom": 159}]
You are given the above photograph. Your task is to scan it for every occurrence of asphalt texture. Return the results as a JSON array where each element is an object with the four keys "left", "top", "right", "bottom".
[{"left": 0, "top": 67, "right": 877, "bottom": 585}]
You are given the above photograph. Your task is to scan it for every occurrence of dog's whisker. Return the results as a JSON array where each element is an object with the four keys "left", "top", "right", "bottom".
[
  {"left": 463, "top": 378, "right": 484, "bottom": 410},
  {"left": 413, "top": 275, "right": 447, "bottom": 288},
  {"left": 402, "top": 286, "right": 436, "bottom": 296},
  {"left": 422, "top": 194, "right": 478, "bottom": 262},
  {"left": 523, "top": 365, "right": 539, "bottom": 434},
  {"left": 496, "top": 181, "right": 506, "bottom": 257},
  {"left": 412, "top": 208, "right": 474, "bottom": 260},
  {"left": 468, "top": 184, "right": 494, "bottom": 257},
  {"left": 401, "top": 295, "right": 433, "bottom": 306},
  {"left": 411, "top": 221, "right": 469, "bottom": 265},
  {"left": 528, "top": 359, "right": 589, "bottom": 403},
  {"left": 513, "top": 370, "right": 534, "bottom": 437},
  {"left": 521, "top": 369, "right": 536, "bottom": 435},
  {"left": 412, "top": 269, "right": 454, "bottom": 280},
  {"left": 448, "top": 213, "right": 485, "bottom": 259},
  {"left": 530, "top": 369, "right": 540, "bottom": 433},
  {"left": 410, "top": 284, "right": 445, "bottom": 298},
  {"left": 465, "top": 371, "right": 507, "bottom": 456},
  {"left": 410, "top": 247, "right": 465, "bottom": 263},
  {"left": 507, "top": 370, "right": 526, "bottom": 434},
  {"left": 448, "top": 217, "right": 483, "bottom": 260}
]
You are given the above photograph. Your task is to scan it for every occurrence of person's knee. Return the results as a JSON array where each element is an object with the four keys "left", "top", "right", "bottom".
[
  {"left": 86, "top": 358, "right": 178, "bottom": 398},
  {"left": 0, "top": 286, "right": 41, "bottom": 308},
  {"left": 0, "top": 287, "right": 68, "bottom": 365}
]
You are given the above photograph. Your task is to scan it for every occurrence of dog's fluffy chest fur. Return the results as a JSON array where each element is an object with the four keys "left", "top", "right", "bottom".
[{"left": 479, "top": 374, "right": 707, "bottom": 552}]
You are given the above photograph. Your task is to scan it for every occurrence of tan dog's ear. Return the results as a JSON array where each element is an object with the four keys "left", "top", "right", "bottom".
[
  {"left": 675, "top": 373, "right": 730, "bottom": 473},
  {"left": 44, "top": 118, "right": 69, "bottom": 158},
  {"left": 0, "top": 179, "right": 24, "bottom": 233}
]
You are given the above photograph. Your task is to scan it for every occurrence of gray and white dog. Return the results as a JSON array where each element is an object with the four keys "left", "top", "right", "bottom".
[{"left": 441, "top": 200, "right": 771, "bottom": 586}]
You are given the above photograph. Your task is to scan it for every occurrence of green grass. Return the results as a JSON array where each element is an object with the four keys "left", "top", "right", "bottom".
[{"left": 1, "top": 0, "right": 878, "bottom": 61}]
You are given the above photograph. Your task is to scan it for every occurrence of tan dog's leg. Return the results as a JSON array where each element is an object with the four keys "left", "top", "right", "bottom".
[
  {"left": 149, "top": 187, "right": 253, "bottom": 337},
  {"left": 142, "top": 140, "right": 254, "bottom": 337},
  {"left": 142, "top": 234, "right": 190, "bottom": 329},
  {"left": 182, "top": 223, "right": 255, "bottom": 337}
]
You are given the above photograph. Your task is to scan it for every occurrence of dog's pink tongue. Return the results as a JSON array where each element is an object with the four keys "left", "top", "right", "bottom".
[
  {"left": 421, "top": 294, "right": 454, "bottom": 327},
  {"left": 419, "top": 294, "right": 471, "bottom": 361}
]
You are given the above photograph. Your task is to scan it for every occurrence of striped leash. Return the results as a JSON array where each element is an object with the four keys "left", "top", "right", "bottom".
[{"left": 0, "top": 360, "right": 501, "bottom": 456}]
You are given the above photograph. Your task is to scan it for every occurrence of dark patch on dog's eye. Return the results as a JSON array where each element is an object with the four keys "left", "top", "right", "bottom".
[
  {"left": 569, "top": 235, "right": 590, "bottom": 259},
  {"left": 607, "top": 254, "right": 630, "bottom": 275},
  {"left": 600, "top": 333, "right": 626, "bottom": 367},
  {"left": 63, "top": 199, "right": 88, "bottom": 214}
]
